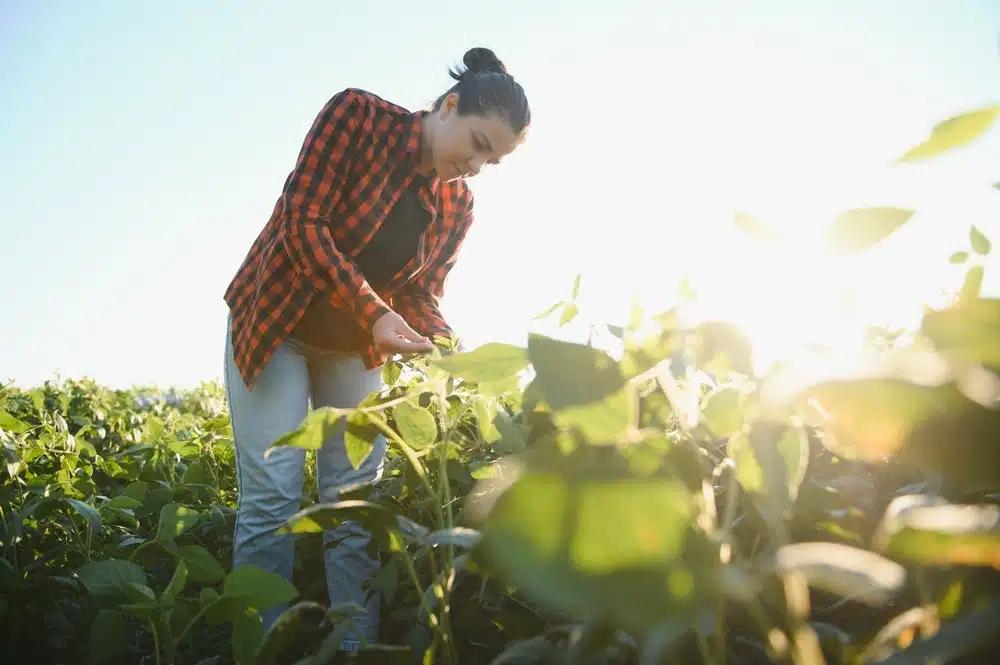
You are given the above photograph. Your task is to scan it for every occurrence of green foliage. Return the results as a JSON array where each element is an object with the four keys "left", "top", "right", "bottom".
[{"left": 4, "top": 101, "right": 1000, "bottom": 665}]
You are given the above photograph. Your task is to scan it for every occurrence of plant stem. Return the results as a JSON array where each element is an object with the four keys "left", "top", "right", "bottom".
[
  {"left": 695, "top": 626, "right": 718, "bottom": 665},
  {"left": 367, "top": 415, "right": 443, "bottom": 526},
  {"left": 399, "top": 548, "right": 439, "bottom": 631},
  {"left": 147, "top": 619, "right": 162, "bottom": 665}
]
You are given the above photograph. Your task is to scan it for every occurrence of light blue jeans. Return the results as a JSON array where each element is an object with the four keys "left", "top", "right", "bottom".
[{"left": 223, "top": 312, "right": 386, "bottom": 650}]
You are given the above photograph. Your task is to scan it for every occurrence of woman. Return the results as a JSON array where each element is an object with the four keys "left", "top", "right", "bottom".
[{"left": 221, "top": 47, "right": 530, "bottom": 650}]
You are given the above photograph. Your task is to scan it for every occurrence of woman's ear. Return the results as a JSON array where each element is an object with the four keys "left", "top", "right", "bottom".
[{"left": 439, "top": 92, "right": 459, "bottom": 119}]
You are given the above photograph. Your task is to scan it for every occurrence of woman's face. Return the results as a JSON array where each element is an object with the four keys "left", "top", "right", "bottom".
[{"left": 425, "top": 92, "right": 525, "bottom": 182}]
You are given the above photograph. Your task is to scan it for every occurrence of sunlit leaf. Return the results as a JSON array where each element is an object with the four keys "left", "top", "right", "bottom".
[
  {"left": 156, "top": 504, "right": 200, "bottom": 542},
  {"left": 474, "top": 396, "right": 501, "bottom": 445},
  {"left": 345, "top": 411, "right": 379, "bottom": 469},
  {"left": 734, "top": 211, "right": 778, "bottom": 241},
  {"left": 532, "top": 300, "right": 565, "bottom": 320},
  {"left": 949, "top": 251, "right": 969, "bottom": 264},
  {"left": 970, "top": 225, "right": 992, "bottom": 255},
  {"left": 478, "top": 468, "right": 701, "bottom": 632},
  {"left": 552, "top": 388, "right": 632, "bottom": 444},
  {"left": 921, "top": 299, "right": 1000, "bottom": 370},
  {"left": 559, "top": 302, "right": 579, "bottom": 326},
  {"left": 432, "top": 343, "right": 529, "bottom": 383},
  {"left": 692, "top": 322, "right": 754, "bottom": 376},
  {"left": 874, "top": 601, "right": 1000, "bottom": 665},
  {"left": 381, "top": 359, "right": 402, "bottom": 386},
  {"left": 0, "top": 409, "right": 30, "bottom": 434},
  {"left": 898, "top": 105, "right": 1000, "bottom": 162},
  {"left": 959, "top": 266, "right": 984, "bottom": 303},
  {"left": 702, "top": 388, "right": 743, "bottom": 438},
  {"left": 393, "top": 402, "right": 437, "bottom": 449},
  {"left": 858, "top": 606, "right": 938, "bottom": 665},
  {"left": 265, "top": 407, "right": 343, "bottom": 457},
  {"left": 827, "top": 207, "right": 915, "bottom": 254},
  {"left": 775, "top": 542, "right": 905, "bottom": 606},
  {"left": 797, "top": 379, "right": 949, "bottom": 461},
  {"left": 571, "top": 274, "right": 582, "bottom": 300},
  {"left": 875, "top": 496, "right": 1000, "bottom": 568}
]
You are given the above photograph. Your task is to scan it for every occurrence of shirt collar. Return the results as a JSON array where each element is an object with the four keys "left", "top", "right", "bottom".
[{"left": 403, "top": 109, "right": 440, "bottom": 196}]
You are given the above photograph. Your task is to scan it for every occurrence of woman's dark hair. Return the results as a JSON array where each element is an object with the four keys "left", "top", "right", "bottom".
[{"left": 432, "top": 47, "right": 530, "bottom": 135}]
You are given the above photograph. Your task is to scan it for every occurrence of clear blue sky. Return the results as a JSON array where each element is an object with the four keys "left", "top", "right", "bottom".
[{"left": 2, "top": 1, "right": 998, "bottom": 389}]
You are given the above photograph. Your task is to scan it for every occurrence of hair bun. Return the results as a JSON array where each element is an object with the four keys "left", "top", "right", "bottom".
[{"left": 462, "top": 47, "right": 507, "bottom": 76}]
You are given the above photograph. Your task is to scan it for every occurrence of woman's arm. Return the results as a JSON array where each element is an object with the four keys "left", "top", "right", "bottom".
[{"left": 394, "top": 197, "right": 475, "bottom": 345}]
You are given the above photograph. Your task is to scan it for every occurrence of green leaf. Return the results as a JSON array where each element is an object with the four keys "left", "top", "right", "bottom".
[
  {"left": 0, "top": 409, "right": 30, "bottom": 434},
  {"left": 425, "top": 527, "right": 481, "bottom": 549},
  {"left": 875, "top": 496, "right": 1000, "bottom": 568},
  {"left": 393, "top": 402, "right": 437, "bottom": 449},
  {"left": 66, "top": 498, "right": 103, "bottom": 537},
  {"left": 265, "top": 407, "right": 342, "bottom": 457},
  {"left": 960, "top": 265, "right": 984, "bottom": 303},
  {"left": 571, "top": 274, "right": 582, "bottom": 300},
  {"left": 108, "top": 495, "right": 143, "bottom": 510},
  {"left": 692, "top": 321, "right": 754, "bottom": 376},
  {"left": 533, "top": 300, "right": 565, "bottom": 320},
  {"left": 528, "top": 334, "right": 625, "bottom": 410},
  {"left": 478, "top": 469, "right": 699, "bottom": 632},
  {"left": 552, "top": 388, "right": 632, "bottom": 444},
  {"left": 827, "top": 207, "right": 915, "bottom": 254},
  {"left": 122, "top": 480, "right": 148, "bottom": 502},
  {"left": 163, "top": 560, "right": 188, "bottom": 606},
  {"left": 796, "top": 379, "right": 950, "bottom": 461},
  {"left": 177, "top": 544, "right": 225, "bottom": 583},
  {"left": 345, "top": 411, "right": 379, "bottom": 469},
  {"left": 255, "top": 601, "right": 329, "bottom": 665},
  {"left": 774, "top": 542, "right": 905, "bottom": 606},
  {"left": 232, "top": 608, "right": 264, "bottom": 665},
  {"left": 432, "top": 343, "right": 530, "bottom": 383},
  {"left": 875, "top": 601, "right": 1000, "bottom": 665},
  {"left": 89, "top": 610, "right": 130, "bottom": 665},
  {"left": 474, "top": 396, "right": 501, "bottom": 445},
  {"left": 381, "top": 359, "right": 402, "bottom": 385},
  {"left": 921, "top": 298, "right": 1000, "bottom": 370},
  {"left": 156, "top": 503, "right": 200, "bottom": 542},
  {"left": 493, "top": 411, "right": 527, "bottom": 454},
  {"left": 280, "top": 500, "right": 405, "bottom": 550},
  {"left": 729, "top": 432, "right": 763, "bottom": 493},
  {"left": 220, "top": 565, "right": 298, "bottom": 616},
  {"left": 733, "top": 211, "right": 778, "bottom": 241},
  {"left": 898, "top": 105, "right": 1000, "bottom": 162},
  {"left": 78, "top": 559, "right": 147, "bottom": 599},
  {"left": 970, "top": 225, "right": 992, "bottom": 255},
  {"left": 702, "top": 388, "right": 743, "bottom": 438},
  {"left": 559, "top": 302, "right": 579, "bottom": 327},
  {"left": 949, "top": 251, "right": 969, "bottom": 264}
]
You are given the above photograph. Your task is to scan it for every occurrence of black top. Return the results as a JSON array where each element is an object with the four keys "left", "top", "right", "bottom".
[{"left": 289, "top": 176, "right": 433, "bottom": 351}]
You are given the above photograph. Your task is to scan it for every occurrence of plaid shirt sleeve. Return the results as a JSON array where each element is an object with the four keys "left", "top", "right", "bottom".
[
  {"left": 277, "top": 89, "right": 392, "bottom": 333},
  {"left": 394, "top": 192, "right": 474, "bottom": 341}
]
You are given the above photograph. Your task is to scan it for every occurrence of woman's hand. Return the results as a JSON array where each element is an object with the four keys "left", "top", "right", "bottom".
[{"left": 372, "top": 311, "right": 435, "bottom": 354}]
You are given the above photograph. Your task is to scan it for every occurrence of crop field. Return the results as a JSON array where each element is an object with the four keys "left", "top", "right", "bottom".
[{"left": 2, "top": 108, "right": 999, "bottom": 665}]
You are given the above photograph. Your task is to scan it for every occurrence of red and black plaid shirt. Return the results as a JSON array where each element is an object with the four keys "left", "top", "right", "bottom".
[{"left": 224, "top": 88, "right": 474, "bottom": 390}]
